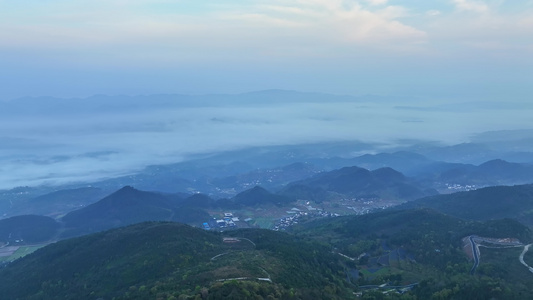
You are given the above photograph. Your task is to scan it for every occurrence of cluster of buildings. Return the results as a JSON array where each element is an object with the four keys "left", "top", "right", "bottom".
[
  {"left": 345, "top": 205, "right": 392, "bottom": 215},
  {"left": 273, "top": 209, "right": 339, "bottom": 231},
  {"left": 203, "top": 213, "right": 253, "bottom": 231},
  {"left": 339, "top": 197, "right": 397, "bottom": 215},
  {"left": 445, "top": 183, "right": 478, "bottom": 191},
  {"left": 273, "top": 212, "right": 305, "bottom": 231},
  {"left": 215, "top": 212, "right": 240, "bottom": 228}
]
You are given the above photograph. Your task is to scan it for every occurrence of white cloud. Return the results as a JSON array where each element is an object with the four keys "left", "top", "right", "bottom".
[
  {"left": 240, "top": 1, "right": 427, "bottom": 45},
  {"left": 0, "top": 0, "right": 427, "bottom": 63},
  {"left": 376, "top": 5, "right": 410, "bottom": 19},
  {"left": 428, "top": 3, "right": 533, "bottom": 53},
  {"left": 363, "top": 0, "right": 389, "bottom": 5},
  {"left": 426, "top": 10, "right": 441, "bottom": 17},
  {"left": 451, "top": 0, "right": 489, "bottom": 13}
]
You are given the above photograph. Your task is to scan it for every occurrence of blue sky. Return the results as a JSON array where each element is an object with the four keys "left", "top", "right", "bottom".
[{"left": 0, "top": 0, "right": 532, "bottom": 100}]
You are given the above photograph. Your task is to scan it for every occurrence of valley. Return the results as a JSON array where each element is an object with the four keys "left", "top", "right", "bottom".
[
  {"left": 2, "top": 0, "right": 533, "bottom": 297},
  {"left": 2, "top": 139, "right": 533, "bottom": 298}
]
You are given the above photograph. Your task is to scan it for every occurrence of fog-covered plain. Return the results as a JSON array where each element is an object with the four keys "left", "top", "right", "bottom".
[{"left": 1, "top": 91, "right": 533, "bottom": 189}]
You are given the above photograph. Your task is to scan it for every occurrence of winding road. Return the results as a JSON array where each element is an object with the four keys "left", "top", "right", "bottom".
[
  {"left": 467, "top": 235, "right": 532, "bottom": 275},
  {"left": 469, "top": 236, "right": 480, "bottom": 275},
  {"left": 519, "top": 243, "right": 533, "bottom": 273}
]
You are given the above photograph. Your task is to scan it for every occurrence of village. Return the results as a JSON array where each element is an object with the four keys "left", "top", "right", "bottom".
[
  {"left": 202, "top": 212, "right": 254, "bottom": 231},
  {"left": 444, "top": 183, "right": 479, "bottom": 192},
  {"left": 201, "top": 196, "right": 400, "bottom": 232},
  {"left": 273, "top": 209, "right": 339, "bottom": 231}
]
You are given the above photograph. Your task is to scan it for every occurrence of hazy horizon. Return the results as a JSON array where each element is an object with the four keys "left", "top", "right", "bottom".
[{"left": 1, "top": 91, "right": 532, "bottom": 190}]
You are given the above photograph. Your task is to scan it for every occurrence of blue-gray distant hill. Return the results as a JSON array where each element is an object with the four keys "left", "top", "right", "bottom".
[
  {"left": 60, "top": 186, "right": 209, "bottom": 238},
  {"left": 431, "top": 159, "right": 533, "bottom": 186},
  {"left": 403, "top": 140, "right": 533, "bottom": 165},
  {"left": 5, "top": 187, "right": 109, "bottom": 218},
  {"left": 232, "top": 186, "right": 293, "bottom": 207},
  {"left": 209, "top": 162, "right": 321, "bottom": 193},
  {"left": 280, "top": 166, "right": 436, "bottom": 202},
  {"left": 0, "top": 215, "right": 59, "bottom": 244},
  {"left": 398, "top": 184, "right": 533, "bottom": 226},
  {"left": 1, "top": 90, "right": 365, "bottom": 117},
  {"left": 176, "top": 186, "right": 294, "bottom": 209},
  {"left": 342, "top": 155, "right": 533, "bottom": 190}
]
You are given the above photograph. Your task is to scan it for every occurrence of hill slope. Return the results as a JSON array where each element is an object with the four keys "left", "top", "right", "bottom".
[
  {"left": 232, "top": 186, "right": 293, "bottom": 207},
  {"left": 0, "top": 222, "right": 351, "bottom": 300},
  {"left": 2, "top": 209, "right": 533, "bottom": 299},
  {"left": 426, "top": 159, "right": 533, "bottom": 187},
  {"left": 0, "top": 215, "right": 60, "bottom": 244},
  {"left": 398, "top": 184, "right": 533, "bottom": 226},
  {"left": 61, "top": 186, "right": 209, "bottom": 237},
  {"left": 281, "top": 166, "right": 433, "bottom": 202},
  {"left": 293, "top": 209, "right": 533, "bottom": 299},
  {"left": 1, "top": 187, "right": 109, "bottom": 219}
]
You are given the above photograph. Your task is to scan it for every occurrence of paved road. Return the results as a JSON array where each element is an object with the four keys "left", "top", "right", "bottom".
[
  {"left": 468, "top": 235, "right": 525, "bottom": 275},
  {"left": 519, "top": 243, "right": 533, "bottom": 273},
  {"left": 469, "top": 235, "right": 480, "bottom": 275}
]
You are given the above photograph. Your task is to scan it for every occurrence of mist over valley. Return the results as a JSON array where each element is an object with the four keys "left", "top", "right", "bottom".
[
  {"left": 2, "top": 0, "right": 533, "bottom": 298},
  {"left": 2, "top": 91, "right": 533, "bottom": 299},
  {"left": 2, "top": 91, "right": 533, "bottom": 190}
]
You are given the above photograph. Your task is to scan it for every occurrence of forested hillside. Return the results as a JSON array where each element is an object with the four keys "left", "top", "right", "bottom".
[
  {"left": 0, "top": 222, "right": 351, "bottom": 299},
  {"left": 399, "top": 184, "right": 533, "bottom": 226},
  {"left": 2, "top": 209, "right": 533, "bottom": 299}
]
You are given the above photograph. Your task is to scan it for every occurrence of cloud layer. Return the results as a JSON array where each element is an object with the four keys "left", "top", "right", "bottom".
[
  {"left": 0, "top": 1, "right": 531, "bottom": 188},
  {"left": 1, "top": 93, "right": 532, "bottom": 189}
]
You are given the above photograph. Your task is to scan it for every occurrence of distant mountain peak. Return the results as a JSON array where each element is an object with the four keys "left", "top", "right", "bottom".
[
  {"left": 372, "top": 167, "right": 405, "bottom": 181},
  {"left": 119, "top": 185, "right": 136, "bottom": 191},
  {"left": 281, "top": 164, "right": 428, "bottom": 201},
  {"left": 233, "top": 186, "right": 291, "bottom": 207},
  {"left": 337, "top": 165, "right": 369, "bottom": 174},
  {"left": 479, "top": 159, "right": 511, "bottom": 167},
  {"left": 241, "top": 89, "right": 302, "bottom": 96},
  {"left": 105, "top": 185, "right": 144, "bottom": 200},
  {"left": 282, "top": 162, "right": 314, "bottom": 171},
  {"left": 241, "top": 186, "right": 270, "bottom": 196}
]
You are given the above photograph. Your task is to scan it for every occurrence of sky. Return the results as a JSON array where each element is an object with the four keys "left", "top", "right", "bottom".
[{"left": 0, "top": 0, "right": 532, "bottom": 100}]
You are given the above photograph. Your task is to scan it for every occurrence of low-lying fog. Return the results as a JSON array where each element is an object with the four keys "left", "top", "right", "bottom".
[{"left": 1, "top": 91, "right": 532, "bottom": 189}]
